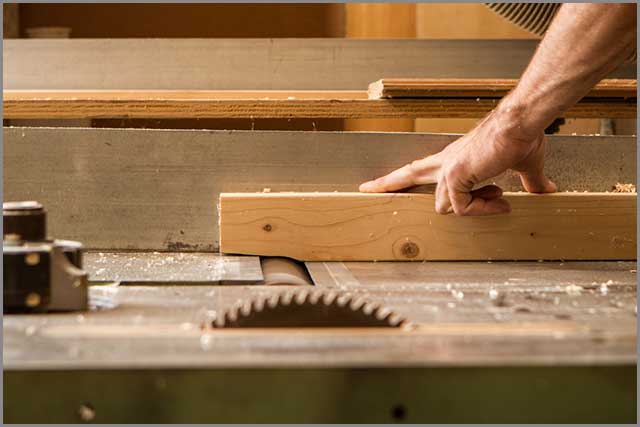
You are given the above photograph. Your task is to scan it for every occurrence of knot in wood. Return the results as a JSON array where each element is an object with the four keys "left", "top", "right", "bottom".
[
  {"left": 262, "top": 224, "right": 273, "bottom": 232},
  {"left": 401, "top": 241, "right": 419, "bottom": 259}
]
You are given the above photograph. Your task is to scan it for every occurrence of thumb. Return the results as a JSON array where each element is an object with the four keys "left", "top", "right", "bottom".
[{"left": 514, "top": 136, "right": 557, "bottom": 193}]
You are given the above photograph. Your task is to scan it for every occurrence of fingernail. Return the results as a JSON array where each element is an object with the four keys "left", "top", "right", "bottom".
[{"left": 359, "top": 182, "right": 373, "bottom": 192}]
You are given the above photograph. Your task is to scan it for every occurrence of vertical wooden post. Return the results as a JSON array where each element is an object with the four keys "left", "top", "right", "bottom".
[
  {"left": 344, "top": 3, "right": 416, "bottom": 132},
  {"left": 3, "top": 4, "right": 20, "bottom": 38}
]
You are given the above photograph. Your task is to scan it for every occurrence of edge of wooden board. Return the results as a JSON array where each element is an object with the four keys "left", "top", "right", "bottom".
[
  {"left": 219, "top": 192, "right": 637, "bottom": 261},
  {"left": 4, "top": 95, "right": 636, "bottom": 119},
  {"left": 367, "top": 78, "right": 638, "bottom": 99}
]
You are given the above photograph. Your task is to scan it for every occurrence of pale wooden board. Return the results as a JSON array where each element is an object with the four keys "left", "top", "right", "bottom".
[
  {"left": 219, "top": 192, "right": 637, "bottom": 261},
  {"left": 368, "top": 78, "right": 638, "bottom": 99},
  {"left": 4, "top": 127, "right": 636, "bottom": 251},
  {"left": 5, "top": 90, "right": 368, "bottom": 100},
  {"left": 3, "top": 260, "right": 636, "bottom": 369},
  {"left": 5, "top": 90, "right": 635, "bottom": 119},
  {"left": 84, "top": 252, "right": 262, "bottom": 284},
  {"left": 4, "top": 39, "right": 635, "bottom": 91}
]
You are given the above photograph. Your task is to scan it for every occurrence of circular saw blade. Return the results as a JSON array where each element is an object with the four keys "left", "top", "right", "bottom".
[{"left": 213, "top": 289, "right": 407, "bottom": 328}]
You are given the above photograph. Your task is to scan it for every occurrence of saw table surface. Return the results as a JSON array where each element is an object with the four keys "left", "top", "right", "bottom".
[
  {"left": 5, "top": 258, "right": 636, "bottom": 369},
  {"left": 4, "top": 255, "right": 637, "bottom": 423}
]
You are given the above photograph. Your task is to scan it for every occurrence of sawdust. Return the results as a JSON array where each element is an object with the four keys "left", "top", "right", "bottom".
[
  {"left": 565, "top": 284, "right": 583, "bottom": 296},
  {"left": 612, "top": 183, "right": 636, "bottom": 193}
]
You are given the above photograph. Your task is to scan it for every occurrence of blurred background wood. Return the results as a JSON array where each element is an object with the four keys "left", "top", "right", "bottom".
[
  {"left": 17, "top": 3, "right": 345, "bottom": 38},
  {"left": 5, "top": 3, "right": 635, "bottom": 135},
  {"left": 345, "top": 3, "right": 417, "bottom": 132},
  {"left": 3, "top": 3, "right": 20, "bottom": 38}
]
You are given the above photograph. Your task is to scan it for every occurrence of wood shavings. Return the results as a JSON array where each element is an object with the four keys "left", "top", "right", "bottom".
[{"left": 612, "top": 183, "right": 636, "bottom": 193}]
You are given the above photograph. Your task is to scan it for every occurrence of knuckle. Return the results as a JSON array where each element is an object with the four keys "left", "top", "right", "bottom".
[{"left": 408, "top": 160, "right": 423, "bottom": 178}]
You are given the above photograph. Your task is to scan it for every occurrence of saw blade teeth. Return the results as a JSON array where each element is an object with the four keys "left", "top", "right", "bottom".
[
  {"left": 374, "top": 306, "right": 391, "bottom": 321},
  {"left": 294, "top": 290, "right": 309, "bottom": 305},
  {"left": 253, "top": 298, "right": 265, "bottom": 313},
  {"left": 267, "top": 295, "right": 279, "bottom": 309},
  {"left": 226, "top": 307, "right": 238, "bottom": 323},
  {"left": 336, "top": 293, "right": 351, "bottom": 307},
  {"left": 322, "top": 291, "right": 337, "bottom": 306},
  {"left": 308, "top": 290, "right": 322, "bottom": 305},
  {"left": 387, "top": 313, "right": 405, "bottom": 327},
  {"left": 361, "top": 302, "right": 377, "bottom": 316},
  {"left": 213, "top": 316, "right": 225, "bottom": 328},
  {"left": 240, "top": 302, "right": 252, "bottom": 317},
  {"left": 349, "top": 297, "right": 366, "bottom": 312},
  {"left": 281, "top": 292, "right": 294, "bottom": 306},
  {"left": 215, "top": 289, "right": 408, "bottom": 328}
]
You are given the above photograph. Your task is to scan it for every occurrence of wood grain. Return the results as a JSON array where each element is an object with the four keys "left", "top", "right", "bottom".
[
  {"left": 4, "top": 39, "right": 635, "bottom": 92},
  {"left": 368, "top": 78, "right": 638, "bottom": 99},
  {"left": 4, "top": 90, "right": 635, "bottom": 119},
  {"left": 1, "top": 39, "right": 537, "bottom": 90},
  {"left": 5, "top": 127, "right": 635, "bottom": 251},
  {"left": 219, "top": 192, "right": 637, "bottom": 261}
]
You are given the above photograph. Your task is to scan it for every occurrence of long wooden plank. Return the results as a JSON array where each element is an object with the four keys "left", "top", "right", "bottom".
[
  {"left": 4, "top": 90, "right": 635, "bottom": 119},
  {"left": 219, "top": 192, "right": 637, "bottom": 261},
  {"left": 4, "top": 39, "right": 635, "bottom": 91},
  {"left": 4, "top": 127, "right": 635, "bottom": 251},
  {"left": 0, "top": 39, "right": 540, "bottom": 90},
  {"left": 368, "top": 78, "right": 638, "bottom": 99},
  {"left": 4, "top": 90, "right": 367, "bottom": 100}
]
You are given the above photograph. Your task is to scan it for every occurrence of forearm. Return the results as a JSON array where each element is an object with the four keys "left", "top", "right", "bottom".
[{"left": 498, "top": 3, "right": 636, "bottom": 138}]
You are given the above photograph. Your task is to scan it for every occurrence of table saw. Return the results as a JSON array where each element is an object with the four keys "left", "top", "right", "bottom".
[{"left": 3, "top": 38, "right": 637, "bottom": 423}]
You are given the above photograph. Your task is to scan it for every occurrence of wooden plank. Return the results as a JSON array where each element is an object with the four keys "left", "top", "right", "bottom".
[
  {"left": 5, "top": 90, "right": 368, "bottom": 100},
  {"left": 84, "top": 252, "right": 262, "bottom": 284},
  {"left": 219, "top": 192, "right": 637, "bottom": 261},
  {"left": 4, "top": 39, "right": 635, "bottom": 91},
  {"left": 4, "top": 90, "right": 635, "bottom": 119},
  {"left": 4, "top": 127, "right": 635, "bottom": 251},
  {"left": 368, "top": 78, "right": 638, "bottom": 99}
]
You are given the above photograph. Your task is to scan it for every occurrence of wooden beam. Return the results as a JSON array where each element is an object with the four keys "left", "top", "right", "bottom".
[
  {"left": 4, "top": 90, "right": 635, "bottom": 119},
  {"left": 219, "top": 192, "right": 636, "bottom": 261},
  {"left": 4, "top": 39, "right": 635, "bottom": 91},
  {"left": 4, "top": 90, "right": 368, "bottom": 100},
  {"left": 4, "top": 127, "right": 635, "bottom": 251},
  {"left": 368, "top": 78, "right": 638, "bottom": 99},
  {"left": 2, "top": 4, "right": 20, "bottom": 38}
]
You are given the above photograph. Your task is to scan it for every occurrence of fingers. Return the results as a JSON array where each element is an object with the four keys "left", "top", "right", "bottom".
[
  {"left": 455, "top": 195, "right": 511, "bottom": 216},
  {"left": 359, "top": 156, "right": 439, "bottom": 193},
  {"left": 514, "top": 135, "right": 557, "bottom": 194},
  {"left": 519, "top": 170, "right": 557, "bottom": 193},
  {"left": 470, "top": 184, "right": 503, "bottom": 200},
  {"left": 437, "top": 182, "right": 511, "bottom": 216},
  {"left": 435, "top": 176, "right": 453, "bottom": 214}
]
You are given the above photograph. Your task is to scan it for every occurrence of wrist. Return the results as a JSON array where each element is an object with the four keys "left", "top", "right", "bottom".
[{"left": 491, "top": 95, "right": 545, "bottom": 144}]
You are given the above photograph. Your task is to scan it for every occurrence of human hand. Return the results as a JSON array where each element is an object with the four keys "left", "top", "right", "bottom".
[{"left": 359, "top": 108, "right": 557, "bottom": 216}]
